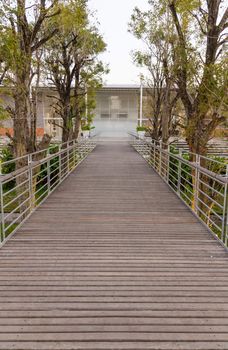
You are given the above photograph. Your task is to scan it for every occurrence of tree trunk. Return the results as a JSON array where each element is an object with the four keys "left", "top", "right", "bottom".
[
  {"left": 31, "top": 134, "right": 52, "bottom": 209},
  {"left": 62, "top": 122, "right": 70, "bottom": 143},
  {"left": 61, "top": 97, "right": 71, "bottom": 143},
  {"left": 162, "top": 89, "right": 170, "bottom": 145},
  {"left": 30, "top": 87, "right": 37, "bottom": 153},
  {"left": 74, "top": 117, "right": 81, "bottom": 140},
  {"left": 72, "top": 68, "right": 81, "bottom": 140},
  {"left": 13, "top": 82, "right": 30, "bottom": 161}
]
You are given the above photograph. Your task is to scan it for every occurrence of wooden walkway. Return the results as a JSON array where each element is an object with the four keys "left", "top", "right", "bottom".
[{"left": 0, "top": 141, "right": 228, "bottom": 350}]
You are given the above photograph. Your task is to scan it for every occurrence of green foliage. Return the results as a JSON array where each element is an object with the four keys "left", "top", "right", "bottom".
[
  {"left": 0, "top": 104, "right": 10, "bottom": 121},
  {"left": 167, "top": 147, "right": 227, "bottom": 239},
  {"left": 129, "top": 2, "right": 182, "bottom": 141},
  {"left": 0, "top": 223, "right": 18, "bottom": 239},
  {"left": 44, "top": 0, "right": 108, "bottom": 139},
  {"left": 0, "top": 25, "right": 19, "bottom": 72},
  {"left": 137, "top": 126, "right": 147, "bottom": 132},
  {"left": 81, "top": 125, "right": 90, "bottom": 131},
  {"left": 0, "top": 146, "right": 15, "bottom": 192},
  {"left": 131, "top": 0, "right": 227, "bottom": 153},
  {"left": 0, "top": 147, "right": 15, "bottom": 174}
]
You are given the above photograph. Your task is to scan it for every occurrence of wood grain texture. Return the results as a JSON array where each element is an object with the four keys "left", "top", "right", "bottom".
[{"left": 0, "top": 141, "right": 228, "bottom": 349}]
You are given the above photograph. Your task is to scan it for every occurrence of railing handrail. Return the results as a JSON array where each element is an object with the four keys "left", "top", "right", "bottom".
[
  {"left": 0, "top": 138, "right": 93, "bottom": 173},
  {"left": 158, "top": 143, "right": 228, "bottom": 184},
  {"left": 0, "top": 140, "right": 95, "bottom": 183},
  {"left": 0, "top": 139, "right": 96, "bottom": 246},
  {"left": 131, "top": 135, "right": 228, "bottom": 247},
  {"left": 129, "top": 133, "right": 228, "bottom": 179},
  {"left": 129, "top": 132, "right": 228, "bottom": 153}
]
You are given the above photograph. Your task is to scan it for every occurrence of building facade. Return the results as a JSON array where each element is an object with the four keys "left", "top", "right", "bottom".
[
  {"left": 93, "top": 85, "right": 140, "bottom": 137},
  {"left": 0, "top": 85, "right": 142, "bottom": 141}
]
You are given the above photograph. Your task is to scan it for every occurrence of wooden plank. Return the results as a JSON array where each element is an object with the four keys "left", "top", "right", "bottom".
[
  {"left": 1, "top": 332, "right": 228, "bottom": 341},
  {"left": 0, "top": 342, "right": 227, "bottom": 350},
  {"left": 1, "top": 316, "right": 228, "bottom": 326},
  {"left": 0, "top": 141, "right": 227, "bottom": 349}
]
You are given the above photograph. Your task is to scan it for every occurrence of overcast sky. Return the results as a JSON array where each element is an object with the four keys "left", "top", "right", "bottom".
[{"left": 89, "top": 0, "right": 149, "bottom": 85}]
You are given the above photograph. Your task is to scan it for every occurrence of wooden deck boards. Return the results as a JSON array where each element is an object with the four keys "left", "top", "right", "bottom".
[{"left": 0, "top": 141, "right": 228, "bottom": 349}]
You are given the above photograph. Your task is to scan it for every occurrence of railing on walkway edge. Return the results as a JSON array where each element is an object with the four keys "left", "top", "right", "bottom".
[
  {"left": 0, "top": 139, "right": 96, "bottom": 246},
  {"left": 0, "top": 137, "right": 92, "bottom": 174},
  {"left": 131, "top": 136, "right": 228, "bottom": 248}
]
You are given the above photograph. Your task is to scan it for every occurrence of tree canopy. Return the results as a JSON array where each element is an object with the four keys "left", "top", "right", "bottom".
[
  {"left": 130, "top": 0, "right": 228, "bottom": 154},
  {"left": 44, "top": 0, "right": 108, "bottom": 141},
  {"left": 0, "top": 0, "right": 107, "bottom": 159}
]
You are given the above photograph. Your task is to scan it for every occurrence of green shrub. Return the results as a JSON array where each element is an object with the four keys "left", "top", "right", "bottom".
[
  {"left": 136, "top": 126, "right": 147, "bottom": 132},
  {"left": 82, "top": 125, "right": 95, "bottom": 131},
  {"left": 0, "top": 147, "right": 15, "bottom": 174}
]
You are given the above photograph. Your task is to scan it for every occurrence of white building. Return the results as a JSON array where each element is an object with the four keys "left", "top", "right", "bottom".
[{"left": 0, "top": 84, "right": 145, "bottom": 140}]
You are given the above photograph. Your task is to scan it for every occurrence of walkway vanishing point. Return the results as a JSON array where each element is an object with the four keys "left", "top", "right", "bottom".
[{"left": 0, "top": 141, "right": 228, "bottom": 350}]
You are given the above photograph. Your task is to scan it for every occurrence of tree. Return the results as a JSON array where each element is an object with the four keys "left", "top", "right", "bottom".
[
  {"left": 44, "top": 0, "right": 107, "bottom": 142},
  {"left": 130, "top": 0, "right": 227, "bottom": 155},
  {"left": 168, "top": 0, "right": 228, "bottom": 156},
  {"left": 0, "top": 0, "right": 60, "bottom": 163},
  {"left": 129, "top": 4, "right": 180, "bottom": 143}
]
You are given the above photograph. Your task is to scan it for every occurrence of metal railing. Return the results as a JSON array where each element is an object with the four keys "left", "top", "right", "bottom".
[
  {"left": 0, "top": 139, "right": 96, "bottom": 246},
  {"left": 131, "top": 136, "right": 228, "bottom": 247},
  {"left": 0, "top": 137, "right": 93, "bottom": 174},
  {"left": 171, "top": 140, "right": 228, "bottom": 156}
]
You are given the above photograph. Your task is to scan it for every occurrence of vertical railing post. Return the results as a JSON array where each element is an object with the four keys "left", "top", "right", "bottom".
[
  {"left": 28, "top": 154, "right": 33, "bottom": 211},
  {"left": 67, "top": 141, "right": 70, "bottom": 173},
  {"left": 167, "top": 144, "right": 170, "bottom": 184},
  {"left": 222, "top": 164, "right": 228, "bottom": 245},
  {"left": 153, "top": 140, "right": 156, "bottom": 169},
  {"left": 0, "top": 180, "right": 5, "bottom": 243},
  {"left": 58, "top": 144, "right": 62, "bottom": 182},
  {"left": 193, "top": 154, "right": 200, "bottom": 214},
  {"left": 47, "top": 149, "right": 51, "bottom": 194},
  {"left": 159, "top": 140, "right": 162, "bottom": 175},
  {"left": 73, "top": 140, "right": 76, "bottom": 168},
  {"left": 177, "top": 149, "right": 182, "bottom": 195},
  {"left": 149, "top": 140, "right": 153, "bottom": 167}
]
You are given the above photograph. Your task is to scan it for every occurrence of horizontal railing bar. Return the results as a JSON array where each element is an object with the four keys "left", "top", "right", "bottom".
[
  {"left": 197, "top": 197, "right": 223, "bottom": 222},
  {"left": 169, "top": 174, "right": 178, "bottom": 186},
  {"left": 132, "top": 137, "right": 227, "bottom": 183},
  {"left": 180, "top": 183, "right": 193, "bottom": 195},
  {"left": 197, "top": 187, "right": 224, "bottom": 210},
  {"left": 168, "top": 167, "right": 179, "bottom": 177},
  {"left": 35, "top": 175, "right": 48, "bottom": 187},
  {"left": 169, "top": 181, "right": 178, "bottom": 190},
  {"left": 32, "top": 167, "right": 47, "bottom": 178},
  {"left": 0, "top": 138, "right": 83, "bottom": 167},
  {"left": 50, "top": 160, "right": 59, "bottom": 169},
  {"left": 131, "top": 134, "right": 227, "bottom": 248},
  {"left": 3, "top": 177, "right": 28, "bottom": 197},
  {"left": 196, "top": 206, "right": 222, "bottom": 232},
  {"left": 4, "top": 195, "right": 30, "bottom": 221},
  {"left": 0, "top": 142, "right": 92, "bottom": 183},
  {"left": 50, "top": 177, "right": 60, "bottom": 190},
  {"left": 35, "top": 188, "right": 48, "bottom": 201},
  {"left": 180, "top": 166, "right": 193, "bottom": 178},
  {"left": 179, "top": 188, "right": 192, "bottom": 202},
  {"left": 0, "top": 139, "right": 96, "bottom": 246},
  {"left": 180, "top": 175, "right": 193, "bottom": 188},
  {"left": 49, "top": 172, "right": 60, "bottom": 183},
  {"left": 34, "top": 182, "right": 48, "bottom": 196},
  {"left": 198, "top": 178, "right": 225, "bottom": 198},
  {"left": 5, "top": 206, "right": 31, "bottom": 232},
  {"left": 3, "top": 188, "right": 29, "bottom": 210}
]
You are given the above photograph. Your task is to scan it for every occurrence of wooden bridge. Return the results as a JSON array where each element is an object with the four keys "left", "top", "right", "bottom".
[{"left": 0, "top": 141, "right": 228, "bottom": 349}]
